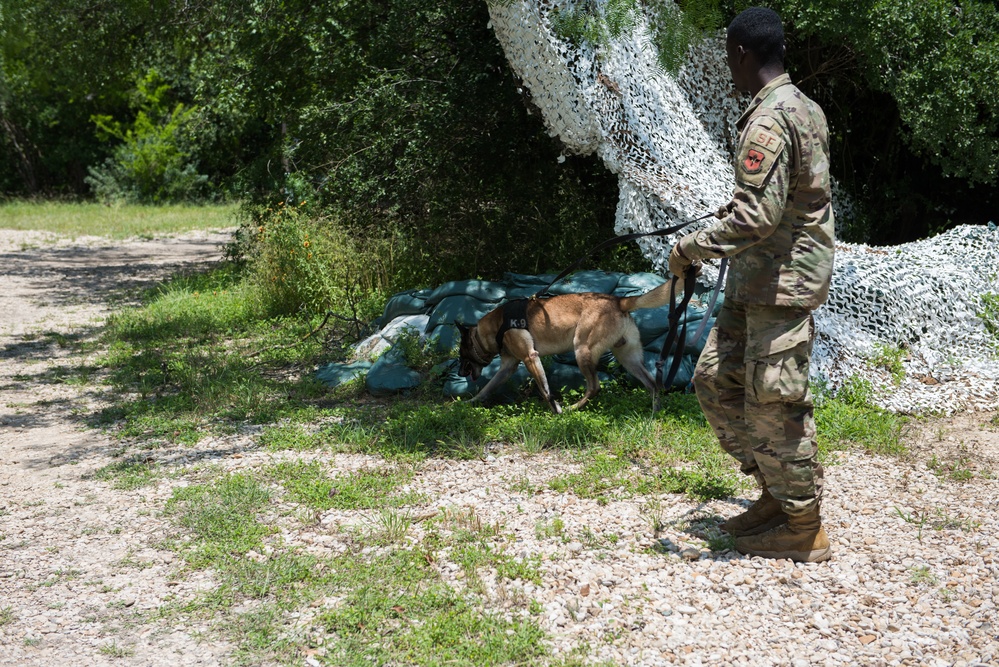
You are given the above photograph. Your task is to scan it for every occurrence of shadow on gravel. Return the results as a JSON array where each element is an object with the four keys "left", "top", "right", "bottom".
[
  {"left": 655, "top": 502, "right": 748, "bottom": 561},
  {"left": 0, "top": 237, "right": 226, "bottom": 309}
]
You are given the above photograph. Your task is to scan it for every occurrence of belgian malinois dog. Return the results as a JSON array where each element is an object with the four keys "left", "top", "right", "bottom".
[{"left": 456, "top": 282, "right": 673, "bottom": 413}]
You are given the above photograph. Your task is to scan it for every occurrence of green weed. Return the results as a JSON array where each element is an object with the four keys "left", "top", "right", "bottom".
[
  {"left": 910, "top": 565, "right": 938, "bottom": 586},
  {"left": 91, "top": 458, "right": 157, "bottom": 490},
  {"left": 927, "top": 454, "right": 976, "bottom": 482},
  {"left": 267, "top": 460, "right": 423, "bottom": 511},
  {"left": 872, "top": 344, "right": 907, "bottom": 385},
  {"left": 98, "top": 641, "right": 135, "bottom": 658},
  {"left": 816, "top": 377, "right": 908, "bottom": 458},
  {"left": 317, "top": 548, "right": 547, "bottom": 666},
  {"left": 259, "top": 423, "right": 324, "bottom": 451},
  {"left": 164, "top": 474, "right": 273, "bottom": 568},
  {"left": 535, "top": 517, "right": 566, "bottom": 541}
]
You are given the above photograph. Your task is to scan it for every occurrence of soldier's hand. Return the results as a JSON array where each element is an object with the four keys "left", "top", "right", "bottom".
[
  {"left": 715, "top": 201, "right": 736, "bottom": 219},
  {"left": 668, "top": 244, "right": 701, "bottom": 280}
]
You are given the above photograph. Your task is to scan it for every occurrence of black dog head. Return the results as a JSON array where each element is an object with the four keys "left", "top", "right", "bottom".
[{"left": 455, "top": 321, "right": 486, "bottom": 381}]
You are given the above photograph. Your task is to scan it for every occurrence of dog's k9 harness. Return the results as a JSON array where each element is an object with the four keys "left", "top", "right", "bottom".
[{"left": 494, "top": 298, "right": 532, "bottom": 351}]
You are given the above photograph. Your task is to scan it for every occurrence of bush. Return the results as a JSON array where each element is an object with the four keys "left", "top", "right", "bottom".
[
  {"left": 85, "top": 70, "right": 209, "bottom": 204},
  {"left": 248, "top": 202, "right": 391, "bottom": 320},
  {"left": 771, "top": 0, "right": 999, "bottom": 242}
]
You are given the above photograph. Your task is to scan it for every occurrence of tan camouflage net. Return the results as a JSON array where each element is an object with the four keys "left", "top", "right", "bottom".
[{"left": 487, "top": 0, "right": 999, "bottom": 413}]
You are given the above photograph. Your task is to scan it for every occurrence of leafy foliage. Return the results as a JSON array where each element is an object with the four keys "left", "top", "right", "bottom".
[
  {"left": 549, "top": 0, "right": 725, "bottom": 74},
  {"left": 2, "top": 0, "right": 998, "bottom": 250},
  {"left": 86, "top": 70, "right": 208, "bottom": 203},
  {"left": 768, "top": 0, "right": 999, "bottom": 242}
]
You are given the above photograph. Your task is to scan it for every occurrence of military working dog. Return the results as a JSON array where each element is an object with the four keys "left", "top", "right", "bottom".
[{"left": 456, "top": 282, "right": 675, "bottom": 413}]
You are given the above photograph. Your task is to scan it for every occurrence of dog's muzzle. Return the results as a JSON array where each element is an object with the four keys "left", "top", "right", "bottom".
[{"left": 458, "top": 359, "right": 481, "bottom": 381}]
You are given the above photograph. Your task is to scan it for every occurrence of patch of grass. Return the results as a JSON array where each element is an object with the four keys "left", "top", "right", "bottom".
[
  {"left": 98, "top": 641, "right": 135, "bottom": 658},
  {"left": 978, "top": 290, "right": 999, "bottom": 342},
  {"left": 0, "top": 201, "right": 236, "bottom": 238},
  {"left": 267, "top": 460, "right": 423, "bottom": 511},
  {"left": 94, "top": 264, "right": 336, "bottom": 443},
  {"left": 816, "top": 376, "right": 909, "bottom": 458},
  {"left": 530, "top": 392, "right": 740, "bottom": 502},
  {"left": 871, "top": 344, "right": 907, "bottom": 385},
  {"left": 654, "top": 466, "right": 741, "bottom": 501},
  {"left": 259, "top": 423, "right": 325, "bottom": 451},
  {"left": 927, "top": 454, "right": 976, "bottom": 482},
  {"left": 217, "top": 550, "right": 320, "bottom": 601},
  {"left": 535, "top": 517, "right": 566, "bottom": 541},
  {"left": 909, "top": 565, "right": 938, "bottom": 586},
  {"left": 91, "top": 458, "right": 158, "bottom": 490},
  {"left": 164, "top": 473, "right": 273, "bottom": 568},
  {"left": 0, "top": 606, "right": 15, "bottom": 626},
  {"left": 373, "top": 509, "right": 414, "bottom": 545},
  {"left": 317, "top": 548, "right": 547, "bottom": 667},
  {"left": 895, "top": 506, "right": 980, "bottom": 543},
  {"left": 160, "top": 471, "right": 552, "bottom": 666}
]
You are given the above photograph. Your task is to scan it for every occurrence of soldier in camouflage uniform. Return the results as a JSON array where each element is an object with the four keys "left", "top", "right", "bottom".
[{"left": 669, "top": 7, "right": 835, "bottom": 562}]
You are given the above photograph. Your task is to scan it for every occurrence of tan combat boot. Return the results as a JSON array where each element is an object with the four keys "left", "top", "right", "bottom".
[
  {"left": 734, "top": 506, "right": 832, "bottom": 563},
  {"left": 721, "top": 484, "right": 787, "bottom": 537}
]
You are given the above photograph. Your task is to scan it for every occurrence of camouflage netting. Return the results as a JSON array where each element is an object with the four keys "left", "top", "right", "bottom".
[
  {"left": 318, "top": 1, "right": 999, "bottom": 414},
  {"left": 481, "top": 0, "right": 999, "bottom": 414}
]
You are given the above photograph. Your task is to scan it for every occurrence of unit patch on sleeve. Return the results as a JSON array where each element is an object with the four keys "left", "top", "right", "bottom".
[{"left": 736, "top": 118, "right": 785, "bottom": 188}]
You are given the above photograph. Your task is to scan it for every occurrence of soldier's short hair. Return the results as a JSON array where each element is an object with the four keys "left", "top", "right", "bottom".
[{"left": 728, "top": 7, "right": 785, "bottom": 67}]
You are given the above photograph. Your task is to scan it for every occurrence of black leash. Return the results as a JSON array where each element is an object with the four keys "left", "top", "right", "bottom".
[
  {"left": 532, "top": 212, "right": 715, "bottom": 299},
  {"left": 655, "top": 270, "right": 696, "bottom": 391},
  {"left": 690, "top": 257, "right": 728, "bottom": 347},
  {"left": 654, "top": 256, "right": 727, "bottom": 393}
]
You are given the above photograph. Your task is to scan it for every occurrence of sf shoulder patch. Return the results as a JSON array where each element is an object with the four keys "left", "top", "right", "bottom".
[{"left": 736, "top": 118, "right": 785, "bottom": 188}]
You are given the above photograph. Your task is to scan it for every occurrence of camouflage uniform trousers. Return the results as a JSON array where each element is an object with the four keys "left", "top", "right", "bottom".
[{"left": 693, "top": 298, "right": 823, "bottom": 515}]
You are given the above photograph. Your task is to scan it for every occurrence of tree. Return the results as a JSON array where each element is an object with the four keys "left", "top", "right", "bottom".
[{"left": 768, "top": 0, "right": 999, "bottom": 241}]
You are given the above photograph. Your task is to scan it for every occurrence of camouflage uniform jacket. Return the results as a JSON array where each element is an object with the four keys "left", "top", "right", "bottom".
[{"left": 678, "top": 74, "right": 835, "bottom": 308}]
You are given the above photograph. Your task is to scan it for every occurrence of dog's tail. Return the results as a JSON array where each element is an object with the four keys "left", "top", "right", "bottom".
[{"left": 618, "top": 281, "right": 674, "bottom": 313}]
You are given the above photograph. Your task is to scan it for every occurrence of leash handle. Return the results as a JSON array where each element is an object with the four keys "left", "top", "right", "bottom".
[
  {"left": 656, "top": 268, "right": 698, "bottom": 391},
  {"left": 690, "top": 257, "right": 728, "bottom": 347},
  {"left": 533, "top": 212, "right": 714, "bottom": 298}
]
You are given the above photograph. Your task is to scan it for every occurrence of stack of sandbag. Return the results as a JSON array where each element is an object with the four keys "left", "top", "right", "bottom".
[{"left": 316, "top": 270, "right": 722, "bottom": 398}]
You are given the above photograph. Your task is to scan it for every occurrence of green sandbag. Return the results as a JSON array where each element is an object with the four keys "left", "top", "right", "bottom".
[
  {"left": 614, "top": 272, "right": 667, "bottom": 295},
  {"left": 315, "top": 360, "right": 372, "bottom": 388},
  {"left": 643, "top": 317, "right": 715, "bottom": 359},
  {"left": 376, "top": 289, "right": 432, "bottom": 327},
  {"left": 639, "top": 349, "right": 696, "bottom": 388},
  {"left": 426, "top": 325, "right": 460, "bottom": 354},
  {"left": 503, "top": 272, "right": 557, "bottom": 288},
  {"left": 632, "top": 306, "right": 672, "bottom": 344},
  {"left": 545, "top": 269, "right": 620, "bottom": 295},
  {"left": 442, "top": 357, "right": 530, "bottom": 399},
  {"left": 366, "top": 350, "right": 423, "bottom": 396},
  {"left": 425, "top": 280, "right": 508, "bottom": 307},
  {"left": 427, "top": 295, "right": 496, "bottom": 330},
  {"left": 546, "top": 361, "right": 613, "bottom": 393}
]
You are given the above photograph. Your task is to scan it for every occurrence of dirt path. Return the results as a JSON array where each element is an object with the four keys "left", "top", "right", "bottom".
[
  {"left": 0, "top": 230, "right": 234, "bottom": 666},
  {"left": 1, "top": 229, "right": 998, "bottom": 667}
]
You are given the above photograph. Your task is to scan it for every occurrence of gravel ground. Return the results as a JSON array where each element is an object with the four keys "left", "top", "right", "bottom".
[{"left": 1, "top": 229, "right": 997, "bottom": 666}]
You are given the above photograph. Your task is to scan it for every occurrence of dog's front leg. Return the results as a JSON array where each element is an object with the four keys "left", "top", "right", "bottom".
[
  {"left": 521, "top": 350, "right": 561, "bottom": 415},
  {"left": 469, "top": 356, "right": 519, "bottom": 405}
]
